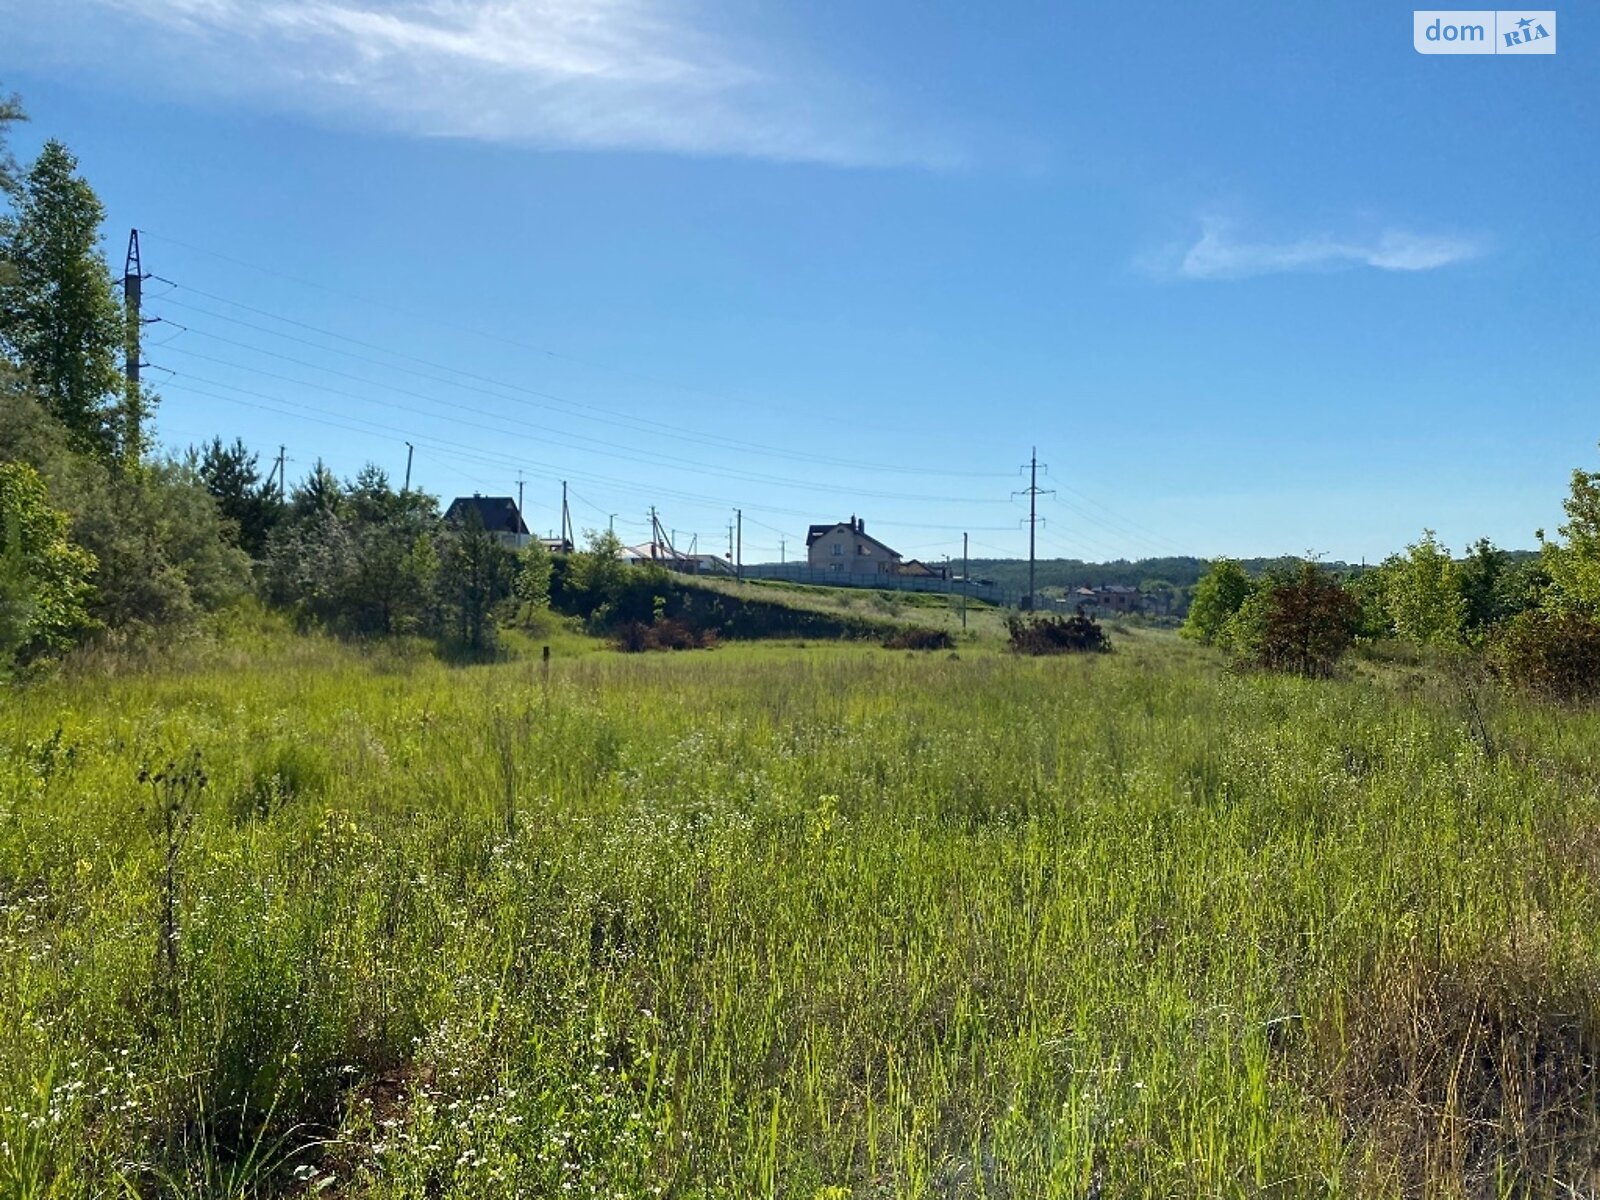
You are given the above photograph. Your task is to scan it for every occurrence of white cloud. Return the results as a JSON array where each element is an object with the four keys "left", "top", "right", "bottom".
[
  {"left": 1154, "top": 218, "right": 1484, "bottom": 281},
  {"left": 12, "top": 0, "right": 960, "bottom": 167}
]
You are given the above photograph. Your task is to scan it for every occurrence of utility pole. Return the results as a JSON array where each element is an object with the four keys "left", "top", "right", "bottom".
[
  {"left": 962, "top": 531, "right": 969, "bottom": 629},
  {"left": 121, "top": 229, "right": 148, "bottom": 462},
  {"left": 275, "top": 445, "right": 287, "bottom": 503},
  {"left": 1014, "top": 447, "right": 1054, "bottom": 611},
  {"left": 560, "top": 481, "right": 573, "bottom": 551},
  {"left": 608, "top": 513, "right": 616, "bottom": 535},
  {"left": 735, "top": 509, "right": 743, "bottom": 582},
  {"left": 403, "top": 442, "right": 414, "bottom": 492},
  {"left": 779, "top": 538, "right": 786, "bottom": 565},
  {"left": 516, "top": 472, "right": 525, "bottom": 538}
]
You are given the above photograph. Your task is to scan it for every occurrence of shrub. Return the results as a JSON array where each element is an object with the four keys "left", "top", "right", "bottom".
[
  {"left": 1005, "top": 613, "right": 1111, "bottom": 655},
  {"left": 612, "top": 616, "right": 716, "bottom": 653},
  {"left": 1181, "top": 559, "right": 1253, "bottom": 644},
  {"left": 0, "top": 461, "right": 97, "bottom": 670},
  {"left": 1226, "top": 560, "right": 1359, "bottom": 677},
  {"left": 882, "top": 627, "right": 954, "bottom": 651},
  {"left": 1489, "top": 609, "right": 1600, "bottom": 702},
  {"left": 1381, "top": 529, "right": 1466, "bottom": 646}
]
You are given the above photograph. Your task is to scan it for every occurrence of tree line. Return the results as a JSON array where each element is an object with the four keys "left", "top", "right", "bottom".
[
  {"left": 0, "top": 87, "right": 638, "bottom": 674},
  {"left": 1181, "top": 517, "right": 1600, "bottom": 696}
]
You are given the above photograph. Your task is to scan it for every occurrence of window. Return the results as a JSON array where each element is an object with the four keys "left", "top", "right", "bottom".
[{"left": 832, "top": 543, "right": 842, "bottom": 556}]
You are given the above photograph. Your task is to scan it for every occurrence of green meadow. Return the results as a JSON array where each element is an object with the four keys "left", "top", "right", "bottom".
[{"left": 5, "top": 627, "right": 1600, "bottom": 1198}]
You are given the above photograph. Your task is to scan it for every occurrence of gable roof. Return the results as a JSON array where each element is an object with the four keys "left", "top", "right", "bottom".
[
  {"left": 804, "top": 517, "right": 901, "bottom": 559},
  {"left": 444, "top": 495, "right": 529, "bottom": 536}
]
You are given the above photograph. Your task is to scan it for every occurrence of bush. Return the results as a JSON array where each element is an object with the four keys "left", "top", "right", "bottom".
[
  {"left": 1005, "top": 613, "right": 1111, "bottom": 655},
  {"left": 1225, "top": 560, "right": 1358, "bottom": 677},
  {"left": 1181, "top": 559, "right": 1253, "bottom": 644},
  {"left": 882, "top": 627, "right": 954, "bottom": 651},
  {"left": 612, "top": 616, "right": 716, "bottom": 652},
  {"left": 1489, "top": 609, "right": 1600, "bottom": 702}
]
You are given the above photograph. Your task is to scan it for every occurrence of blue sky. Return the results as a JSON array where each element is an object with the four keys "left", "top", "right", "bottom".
[{"left": 2, "top": 1, "right": 1593, "bottom": 563}]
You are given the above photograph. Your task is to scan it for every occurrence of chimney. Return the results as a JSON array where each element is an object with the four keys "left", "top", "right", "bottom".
[{"left": 858, "top": 518, "right": 865, "bottom": 535}]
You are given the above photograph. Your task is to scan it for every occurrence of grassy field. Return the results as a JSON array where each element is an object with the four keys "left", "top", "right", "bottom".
[{"left": 5, "top": 625, "right": 1600, "bottom": 1197}]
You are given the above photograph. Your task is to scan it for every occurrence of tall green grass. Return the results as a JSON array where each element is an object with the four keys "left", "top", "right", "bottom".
[{"left": 3, "top": 633, "right": 1599, "bottom": 1196}]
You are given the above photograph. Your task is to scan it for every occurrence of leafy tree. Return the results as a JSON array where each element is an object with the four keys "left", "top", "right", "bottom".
[
  {"left": 69, "top": 460, "right": 252, "bottom": 630},
  {"left": 1344, "top": 565, "right": 1392, "bottom": 641},
  {"left": 193, "top": 437, "right": 280, "bottom": 559},
  {"left": 0, "top": 140, "right": 127, "bottom": 461},
  {"left": 1382, "top": 529, "right": 1465, "bottom": 646},
  {"left": 343, "top": 466, "right": 438, "bottom": 635},
  {"left": 263, "top": 463, "right": 439, "bottom": 635},
  {"left": 0, "top": 461, "right": 96, "bottom": 669},
  {"left": 514, "top": 537, "right": 554, "bottom": 610},
  {"left": 1539, "top": 462, "right": 1600, "bottom": 616},
  {"left": 0, "top": 389, "right": 248, "bottom": 633},
  {"left": 1224, "top": 559, "right": 1359, "bottom": 677},
  {"left": 437, "top": 506, "right": 513, "bottom": 652},
  {"left": 1457, "top": 537, "right": 1516, "bottom": 634},
  {"left": 1181, "top": 558, "right": 1254, "bottom": 644}
]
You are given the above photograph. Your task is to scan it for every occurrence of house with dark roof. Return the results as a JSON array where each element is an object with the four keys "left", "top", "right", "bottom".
[
  {"left": 805, "top": 516, "right": 902, "bottom": 577},
  {"left": 444, "top": 495, "right": 530, "bottom": 548}
]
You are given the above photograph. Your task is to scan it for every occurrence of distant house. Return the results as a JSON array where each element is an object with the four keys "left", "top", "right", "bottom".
[
  {"left": 1095, "top": 585, "right": 1143, "bottom": 613},
  {"left": 805, "top": 516, "right": 902, "bottom": 577},
  {"left": 444, "top": 495, "right": 530, "bottom": 549}
]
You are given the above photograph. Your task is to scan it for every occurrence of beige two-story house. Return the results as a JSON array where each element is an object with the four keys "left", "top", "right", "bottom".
[{"left": 805, "top": 516, "right": 902, "bottom": 577}]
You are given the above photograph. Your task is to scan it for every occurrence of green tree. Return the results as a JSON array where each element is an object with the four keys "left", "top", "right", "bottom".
[
  {"left": 1181, "top": 558, "right": 1254, "bottom": 644},
  {"left": 437, "top": 507, "right": 513, "bottom": 652},
  {"left": 0, "top": 85, "right": 24, "bottom": 199},
  {"left": 1457, "top": 537, "right": 1515, "bottom": 634},
  {"left": 262, "top": 464, "right": 439, "bottom": 635},
  {"left": 1382, "top": 529, "right": 1465, "bottom": 646},
  {"left": 343, "top": 466, "right": 439, "bottom": 635},
  {"left": 193, "top": 436, "right": 280, "bottom": 559},
  {"left": 1225, "top": 559, "right": 1359, "bottom": 677},
  {"left": 0, "top": 140, "right": 126, "bottom": 461},
  {"left": 1539, "top": 461, "right": 1600, "bottom": 616},
  {"left": 514, "top": 537, "right": 554, "bottom": 610},
  {"left": 0, "top": 461, "right": 96, "bottom": 669},
  {"left": 562, "top": 527, "right": 629, "bottom": 616}
]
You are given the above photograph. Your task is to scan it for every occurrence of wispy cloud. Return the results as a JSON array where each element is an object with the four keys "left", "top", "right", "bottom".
[
  {"left": 10, "top": 0, "right": 960, "bottom": 167},
  {"left": 1146, "top": 218, "right": 1485, "bottom": 281}
]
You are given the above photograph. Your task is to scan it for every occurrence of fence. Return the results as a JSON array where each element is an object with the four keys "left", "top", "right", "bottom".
[{"left": 733, "top": 562, "right": 1020, "bottom": 608}]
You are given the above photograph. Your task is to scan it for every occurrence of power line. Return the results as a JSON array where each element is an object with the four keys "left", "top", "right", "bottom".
[
  {"left": 148, "top": 317, "right": 1015, "bottom": 506},
  {"left": 155, "top": 371, "right": 1021, "bottom": 544},
  {"left": 142, "top": 265, "right": 1013, "bottom": 479}
]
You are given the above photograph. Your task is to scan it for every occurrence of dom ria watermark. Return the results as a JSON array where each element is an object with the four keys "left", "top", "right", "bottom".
[{"left": 1414, "top": 10, "right": 1556, "bottom": 53}]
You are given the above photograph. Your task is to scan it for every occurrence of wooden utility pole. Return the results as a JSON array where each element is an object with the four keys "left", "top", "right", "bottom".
[
  {"left": 275, "top": 445, "right": 287, "bottom": 503},
  {"left": 962, "top": 531, "right": 969, "bottom": 629},
  {"left": 403, "top": 442, "right": 414, "bottom": 492},
  {"left": 735, "top": 509, "right": 742, "bottom": 582}
]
